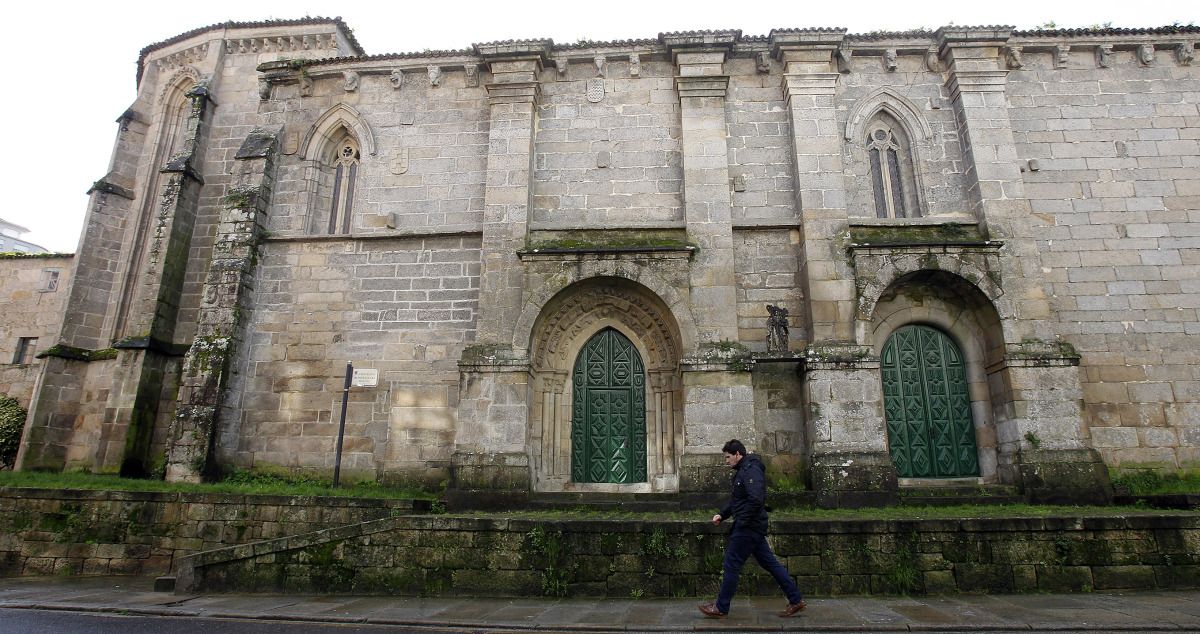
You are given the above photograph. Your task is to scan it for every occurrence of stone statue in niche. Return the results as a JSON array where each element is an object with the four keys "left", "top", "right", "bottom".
[
  {"left": 1004, "top": 46, "right": 1023, "bottom": 70},
  {"left": 428, "top": 65, "right": 443, "bottom": 87},
  {"left": 1177, "top": 43, "right": 1195, "bottom": 66},
  {"left": 1096, "top": 44, "right": 1113, "bottom": 68},
  {"left": 389, "top": 68, "right": 404, "bottom": 89},
  {"left": 766, "top": 305, "right": 789, "bottom": 354},
  {"left": 1138, "top": 44, "right": 1155, "bottom": 66},
  {"left": 342, "top": 71, "right": 359, "bottom": 92},
  {"left": 884, "top": 49, "right": 898, "bottom": 72}
]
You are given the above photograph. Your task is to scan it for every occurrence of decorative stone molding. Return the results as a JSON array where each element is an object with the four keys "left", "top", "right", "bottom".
[
  {"left": 152, "top": 43, "right": 209, "bottom": 72},
  {"left": 223, "top": 33, "right": 338, "bottom": 55},
  {"left": 586, "top": 78, "right": 604, "bottom": 102},
  {"left": 156, "top": 66, "right": 202, "bottom": 104},
  {"left": 844, "top": 87, "right": 934, "bottom": 142},
  {"left": 299, "top": 103, "right": 376, "bottom": 158}
]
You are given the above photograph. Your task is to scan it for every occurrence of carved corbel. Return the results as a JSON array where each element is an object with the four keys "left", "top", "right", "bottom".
[
  {"left": 835, "top": 48, "right": 852, "bottom": 73},
  {"left": 257, "top": 79, "right": 270, "bottom": 101},
  {"left": 924, "top": 49, "right": 944, "bottom": 73},
  {"left": 1004, "top": 46, "right": 1024, "bottom": 70},
  {"left": 428, "top": 65, "right": 443, "bottom": 87},
  {"left": 342, "top": 71, "right": 359, "bottom": 92},
  {"left": 884, "top": 49, "right": 898, "bottom": 72},
  {"left": 629, "top": 53, "right": 641, "bottom": 77},
  {"left": 1176, "top": 43, "right": 1195, "bottom": 66},
  {"left": 389, "top": 68, "right": 404, "bottom": 89},
  {"left": 1053, "top": 45, "right": 1070, "bottom": 69},
  {"left": 594, "top": 55, "right": 607, "bottom": 77},
  {"left": 299, "top": 73, "right": 313, "bottom": 97},
  {"left": 756, "top": 51, "right": 770, "bottom": 73},
  {"left": 1138, "top": 44, "right": 1155, "bottom": 66},
  {"left": 465, "top": 65, "right": 480, "bottom": 87},
  {"left": 556, "top": 58, "right": 569, "bottom": 78},
  {"left": 1096, "top": 44, "right": 1113, "bottom": 68}
]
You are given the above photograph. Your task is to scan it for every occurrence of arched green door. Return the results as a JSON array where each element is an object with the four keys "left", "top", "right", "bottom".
[
  {"left": 571, "top": 328, "right": 647, "bottom": 483},
  {"left": 881, "top": 325, "right": 979, "bottom": 478}
]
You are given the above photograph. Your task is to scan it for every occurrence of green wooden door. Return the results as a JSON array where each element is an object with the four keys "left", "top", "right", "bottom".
[
  {"left": 571, "top": 328, "right": 647, "bottom": 483},
  {"left": 881, "top": 325, "right": 979, "bottom": 478}
]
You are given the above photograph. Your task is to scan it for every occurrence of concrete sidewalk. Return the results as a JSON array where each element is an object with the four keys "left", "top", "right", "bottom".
[{"left": 1, "top": 576, "right": 1198, "bottom": 632}]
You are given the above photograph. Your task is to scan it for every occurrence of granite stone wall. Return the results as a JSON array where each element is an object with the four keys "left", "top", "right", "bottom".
[
  {"left": 178, "top": 512, "right": 1200, "bottom": 596},
  {"left": 0, "top": 488, "right": 418, "bottom": 577}
]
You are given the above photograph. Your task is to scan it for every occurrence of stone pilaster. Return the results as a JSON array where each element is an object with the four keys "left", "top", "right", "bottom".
[
  {"left": 473, "top": 40, "right": 548, "bottom": 348},
  {"left": 772, "top": 30, "right": 854, "bottom": 345},
  {"left": 663, "top": 32, "right": 740, "bottom": 345},
  {"left": 940, "top": 28, "right": 1109, "bottom": 503},
  {"left": 452, "top": 41, "right": 549, "bottom": 493},
  {"left": 164, "top": 129, "right": 278, "bottom": 482},
  {"left": 803, "top": 343, "right": 898, "bottom": 507}
]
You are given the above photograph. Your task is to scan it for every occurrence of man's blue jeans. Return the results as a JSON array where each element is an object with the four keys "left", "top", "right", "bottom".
[{"left": 715, "top": 527, "right": 802, "bottom": 614}]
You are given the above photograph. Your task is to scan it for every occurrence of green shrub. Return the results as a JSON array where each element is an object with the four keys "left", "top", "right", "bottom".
[{"left": 0, "top": 395, "right": 28, "bottom": 469}]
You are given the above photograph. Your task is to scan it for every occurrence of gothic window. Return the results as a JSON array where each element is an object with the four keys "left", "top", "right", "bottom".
[
  {"left": 323, "top": 135, "right": 360, "bottom": 234},
  {"left": 866, "top": 114, "right": 920, "bottom": 218}
]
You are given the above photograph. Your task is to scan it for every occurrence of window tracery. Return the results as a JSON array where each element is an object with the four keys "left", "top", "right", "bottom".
[
  {"left": 325, "top": 135, "right": 360, "bottom": 234},
  {"left": 866, "top": 118, "right": 918, "bottom": 218}
]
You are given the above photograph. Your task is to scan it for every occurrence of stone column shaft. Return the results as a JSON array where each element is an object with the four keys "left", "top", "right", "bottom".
[{"left": 671, "top": 44, "right": 739, "bottom": 345}]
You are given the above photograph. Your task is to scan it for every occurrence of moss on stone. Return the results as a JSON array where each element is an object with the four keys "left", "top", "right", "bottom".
[{"left": 849, "top": 222, "right": 985, "bottom": 246}]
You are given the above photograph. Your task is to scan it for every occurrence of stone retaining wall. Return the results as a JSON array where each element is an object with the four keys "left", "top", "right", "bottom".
[
  {"left": 0, "top": 488, "right": 418, "bottom": 577},
  {"left": 180, "top": 512, "right": 1200, "bottom": 597}
]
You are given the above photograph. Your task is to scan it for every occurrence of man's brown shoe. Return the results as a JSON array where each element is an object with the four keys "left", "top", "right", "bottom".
[
  {"left": 780, "top": 600, "right": 806, "bottom": 617},
  {"left": 698, "top": 603, "right": 727, "bottom": 618}
]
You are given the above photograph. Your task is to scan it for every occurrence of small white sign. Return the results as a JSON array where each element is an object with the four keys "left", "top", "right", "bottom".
[{"left": 351, "top": 368, "right": 378, "bottom": 387}]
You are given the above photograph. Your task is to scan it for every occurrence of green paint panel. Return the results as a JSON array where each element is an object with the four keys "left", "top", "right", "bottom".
[
  {"left": 882, "top": 325, "right": 979, "bottom": 478},
  {"left": 571, "top": 328, "right": 647, "bottom": 483}
]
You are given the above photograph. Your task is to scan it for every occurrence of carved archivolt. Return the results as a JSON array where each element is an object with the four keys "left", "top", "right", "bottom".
[
  {"left": 844, "top": 87, "right": 934, "bottom": 143},
  {"left": 514, "top": 261, "right": 696, "bottom": 354},
  {"left": 855, "top": 252, "right": 1007, "bottom": 324},
  {"left": 531, "top": 279, "right": 682, "bottom": 374},
  {"left": 157, "top": 67, "right": 202, "bottom": 105},
  {"left": 299, "top": 103, "right": 376, "bottom": 159}
]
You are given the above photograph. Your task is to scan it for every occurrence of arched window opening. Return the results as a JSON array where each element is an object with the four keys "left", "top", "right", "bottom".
[
  {"left": 866, "top": 113, "right": 920, "bottom": 219},
  {"left": 325, "top": 135, "right": 359, "bottom": 234}
]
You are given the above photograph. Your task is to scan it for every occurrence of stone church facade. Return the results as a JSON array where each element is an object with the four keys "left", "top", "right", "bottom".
[{"left": 15, "top": 18, "right": 1200, "bottom": 505}]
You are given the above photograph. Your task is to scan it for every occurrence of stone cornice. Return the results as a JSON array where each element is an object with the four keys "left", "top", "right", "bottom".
[
  {"left": 660, "top": 30, "right": 740, "bottom": 58},
  {"left": 769, "top": 28, "right": 847, "bottom": 58},
  {"left": 472, "top": 39, "right": 553, "bottom": 61}
]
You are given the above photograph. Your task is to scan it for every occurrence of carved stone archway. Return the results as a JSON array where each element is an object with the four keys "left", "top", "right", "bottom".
[{"left": 528, "top": 277, "right": 683, "bottom": 492}]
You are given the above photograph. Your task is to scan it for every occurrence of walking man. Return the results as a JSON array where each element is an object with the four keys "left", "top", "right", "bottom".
[{"left": 698, "top": 439, "right": 805, "bottom": 619}]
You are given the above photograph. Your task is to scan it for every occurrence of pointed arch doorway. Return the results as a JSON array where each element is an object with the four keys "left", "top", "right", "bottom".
[
  {"left": 881, "top": 324, "right": 979, "bottom": 478},
  {"left": 571, "top": 328, "right": 647, "bottom": 483}
]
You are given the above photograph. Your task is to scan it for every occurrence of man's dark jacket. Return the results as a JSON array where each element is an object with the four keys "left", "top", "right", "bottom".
[{"left": 718, "top": 453, "right": 770, "bottom": 534}]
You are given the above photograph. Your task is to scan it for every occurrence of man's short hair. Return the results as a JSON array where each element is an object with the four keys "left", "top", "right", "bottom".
[{"left": 722, "top": 439, "right": 747, "bottom": 456}]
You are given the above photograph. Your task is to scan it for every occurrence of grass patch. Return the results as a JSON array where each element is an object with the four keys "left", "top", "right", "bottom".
[
  {"left": 0, "top": 470, "right": 434, "bottom": 500},
  {"left": 1111, "top": 469, "right": 1200, "bottom": 496}
]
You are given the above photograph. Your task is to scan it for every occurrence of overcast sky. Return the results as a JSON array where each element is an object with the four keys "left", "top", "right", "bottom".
[{"left": 3, "top": 0, "right": 1194, "bottom": 252}]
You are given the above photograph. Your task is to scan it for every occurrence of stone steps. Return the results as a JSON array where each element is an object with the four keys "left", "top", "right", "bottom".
[{"left": 899, "top": 484, "right": 1023, "bottom": 506}]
